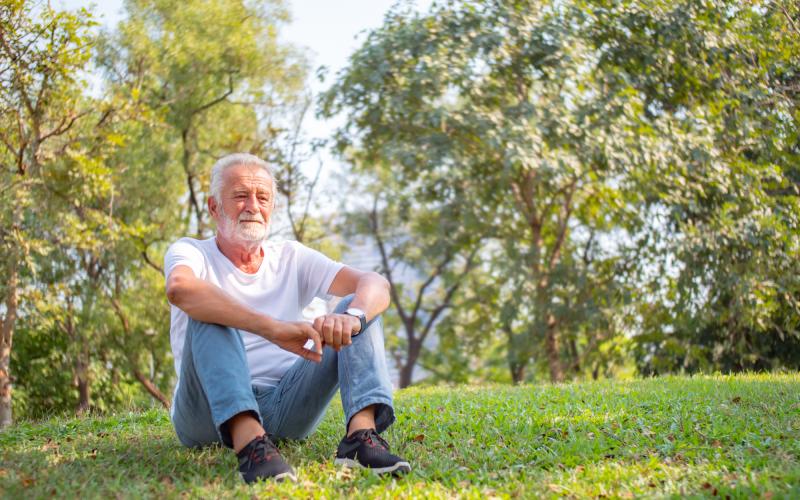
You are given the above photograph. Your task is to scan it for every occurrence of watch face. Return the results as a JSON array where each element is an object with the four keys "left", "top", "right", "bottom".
[{"left": 346, "top": 307, "right": 365, "bottom": 317}]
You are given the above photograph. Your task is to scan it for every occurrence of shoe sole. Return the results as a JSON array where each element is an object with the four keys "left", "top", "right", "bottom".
[
  {"left": 240, "top": 471, "right": 297, "bottom": 483},
  {"left": 334, "top": 457, "right": 412, "bottom": 475}
]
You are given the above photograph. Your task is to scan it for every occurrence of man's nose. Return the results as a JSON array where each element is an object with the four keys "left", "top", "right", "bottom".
[{"left": 243, "top": 193, "right": 259, "bottom": 211}]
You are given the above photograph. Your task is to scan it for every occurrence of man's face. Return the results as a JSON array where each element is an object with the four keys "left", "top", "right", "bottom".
[{"left": 211, "top": 164, "right": 274, "bottom": 243}]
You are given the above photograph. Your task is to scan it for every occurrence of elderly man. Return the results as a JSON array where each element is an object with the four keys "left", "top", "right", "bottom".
[{"left": 164, "top": 153, "right": 410, "bottom": 483}]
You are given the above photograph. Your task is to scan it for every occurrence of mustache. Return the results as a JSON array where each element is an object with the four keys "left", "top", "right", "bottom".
[{"left": 238, "top": 214, "right": 265, "bottom": 223}]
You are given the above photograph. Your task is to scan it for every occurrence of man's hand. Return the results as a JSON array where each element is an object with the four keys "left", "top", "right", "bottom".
[
  {"left": 312, "top": 313, "right": 361, "bottom": 352},
  {"left": 266, "top": 321, "right": 323, "bottom": 363}
]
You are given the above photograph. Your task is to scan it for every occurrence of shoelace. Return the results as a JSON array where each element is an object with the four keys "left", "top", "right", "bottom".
[
  {"left": 357, "top": 429, "right": 390, "bottom": 450},
  {"left": 248, "top": 434, "right": 278, "bottom": 464}
]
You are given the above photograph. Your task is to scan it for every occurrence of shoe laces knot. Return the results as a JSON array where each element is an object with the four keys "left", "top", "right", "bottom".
[
  {"left": 361, "top": 429, "right": 389, "bottom": 450},
  {"left": 249, "top": 434, "right": 278, "bottom": 464}
]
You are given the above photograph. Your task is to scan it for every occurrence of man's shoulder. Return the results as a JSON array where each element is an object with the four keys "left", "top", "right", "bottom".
[
  {"left": 165, "top": 237, "right": 216, "bottom": 260},
  {"left": 169, "top": 236, "right": 215, "bottom": 249},
  {"left": 163, "top": 237, "right": 216, "bottom": 279}
]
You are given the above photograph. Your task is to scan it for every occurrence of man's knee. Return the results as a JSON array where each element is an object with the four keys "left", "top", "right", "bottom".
[
  {"left": 333, "top": 294, "right": 355, "bottom": 314},
  {"left": 186, "top": 318, "right": 245, "bottom": 354},
  {"left": 187, "top": 318, "right": 233, "bottom": 336}
]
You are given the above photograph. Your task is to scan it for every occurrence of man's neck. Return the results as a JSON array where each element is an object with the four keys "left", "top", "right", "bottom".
[{"left": 215, "top": 234, "right": 264, "bottom": 274}]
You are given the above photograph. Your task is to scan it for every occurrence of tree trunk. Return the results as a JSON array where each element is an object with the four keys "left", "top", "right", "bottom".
[
  {"left": 0, "top": 259, "right": 17, "bottom": 427},
  {"left": 545, "top": 313, "right": 564, "bottom": 383},
  {"left": 504, "top": 323, "right": 529, "bottom": 385},
  {"left": 75, "top": 350, "right": 90, "bottom": 413},
  {"left": 510, "top": 362, "right": 526, "bottom": 385},
  {"left": 398, "top": 364, "right": 413, "bottom": 389},
  {"left": 76, "top": 375, "right": 90, "bottom": 413},
  {"left": 399, "top": 338, "right": 422, "bottom": 389},
  {"left": 568, "top": 338, "right": 580, "bottom": 374},
  {"left": 0, "top": 349, "right": 12, "bottom": 428},
  {"left": 0, "top": 204, "right": 21, "bottom": 429}
]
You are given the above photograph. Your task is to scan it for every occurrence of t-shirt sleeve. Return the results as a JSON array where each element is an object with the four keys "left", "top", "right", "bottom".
[
  {"left": 164, "top": 238, "right": 206, "bottom": 280},
  {"left": 292, "top": 241, "right": 345, "bottom": 305}
]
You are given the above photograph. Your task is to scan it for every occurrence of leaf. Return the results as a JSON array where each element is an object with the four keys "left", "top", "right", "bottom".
[{"left": 412, "top": 434, "right": 425, "bottom": 443}]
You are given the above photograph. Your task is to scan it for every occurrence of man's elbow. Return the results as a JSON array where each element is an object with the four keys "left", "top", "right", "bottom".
[
  {"left": 372, "top": 272, "right": 391, "bottom": 302},
  {"left": 165, "top": 274, "right": 190, "bottom": 306}
]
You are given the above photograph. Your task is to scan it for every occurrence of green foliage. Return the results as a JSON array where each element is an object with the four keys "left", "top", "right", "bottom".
[
  {"left": 98, "top": 0, "right": 307, "bottom": 234},
  {"left": 0, "top": 0, "right": 108, "bottom": 426},
  {"left": 2, "top": 374, "right": 799, "bottom": 497},
  {"left": 323, "top": 0, "right": 642, "bottom": 383},
  {"left": 4, "top": 0, "right": 799, "bottom": 422},
  {"left": 580, "top": 0, "right": 800, "bottom": 373},
  {"left": 2, "top": 0, "right": 311, "bottom": 421},
  {"left": 324, "top": 0, "right": 800, "bottom": 381}
]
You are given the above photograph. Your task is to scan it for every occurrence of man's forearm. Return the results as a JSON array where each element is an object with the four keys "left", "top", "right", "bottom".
[
  {"left": 167, "top": 273, "right": 277, "bottom": 337},
  {"left": 347, "top": 273, "right": 391, "bottom": 322}
]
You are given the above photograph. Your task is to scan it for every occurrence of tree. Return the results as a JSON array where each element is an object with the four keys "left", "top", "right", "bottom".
[
  {"left": 322, "top": 0, "right": 639, "bottom": 383},
  {"left": 581, "top": 0, "right": 800, "bottom": 373},
  {"left": 369, "top": 185, "right": 480, "bottom": 388},
  {"left": 98, "top": 0, "right": 307, "bottom": 236},
  {"left": 0, "top": 0, "right": 97, "bottom": 427}
]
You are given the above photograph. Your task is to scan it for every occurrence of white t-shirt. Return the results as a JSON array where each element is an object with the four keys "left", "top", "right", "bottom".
[{"left": 163, "top": 237, "right": 344, "bottom": 388}]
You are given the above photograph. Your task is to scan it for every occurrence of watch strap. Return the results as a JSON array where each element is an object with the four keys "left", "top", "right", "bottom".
[{"left": 345, "top": 308, "right": 368, "bottom": 336}]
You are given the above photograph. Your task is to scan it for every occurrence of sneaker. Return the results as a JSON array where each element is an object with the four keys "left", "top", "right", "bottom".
[
  {"left": 236, "top": 434, "right": 296, "bottom": 483},
  {"left": 334, "top": 428, "right": 411, "bottom": 475}
]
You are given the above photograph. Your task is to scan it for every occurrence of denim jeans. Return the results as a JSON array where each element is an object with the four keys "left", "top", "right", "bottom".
[{"left": 170, "top": 295, "right": 395, "bottom": 448}]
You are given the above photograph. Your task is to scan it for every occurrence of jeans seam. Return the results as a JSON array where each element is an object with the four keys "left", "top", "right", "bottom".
[{"left": 341, "top": 341, "right": 354, "bottom": 415}]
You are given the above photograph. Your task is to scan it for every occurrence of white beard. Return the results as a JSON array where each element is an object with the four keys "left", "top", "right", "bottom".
[{"left": 218, "top": 209, "right": 269, "bottom": 242}]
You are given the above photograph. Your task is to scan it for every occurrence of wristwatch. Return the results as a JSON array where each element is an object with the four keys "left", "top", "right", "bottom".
[{"left": 345, "top": 307, "right": 367, "bottom": 336}]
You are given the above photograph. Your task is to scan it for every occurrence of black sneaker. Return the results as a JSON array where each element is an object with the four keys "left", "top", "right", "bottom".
[
  {"left": 236, "top": 434, "right": 296, "bottom": 483},
  {"left": 334, "top": 428, "right": 411, "bottom": 475}
]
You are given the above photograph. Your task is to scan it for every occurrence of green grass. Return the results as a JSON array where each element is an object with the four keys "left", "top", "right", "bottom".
[{"left": 2, "top": 373, "right": 799, "bottom": 498}]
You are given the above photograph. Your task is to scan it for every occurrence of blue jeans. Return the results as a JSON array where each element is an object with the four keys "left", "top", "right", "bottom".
[{"left": 170, "top": 295, "right": 395, "bottom": 448}]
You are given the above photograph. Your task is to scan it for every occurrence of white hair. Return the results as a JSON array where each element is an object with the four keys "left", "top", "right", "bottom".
[{"left": 209, "top": 153, "right": 276, "bottom": 202}]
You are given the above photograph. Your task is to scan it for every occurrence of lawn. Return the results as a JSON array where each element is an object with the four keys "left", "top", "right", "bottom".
[{"left": 1, "top": 373, "right": 799, "bottom": 498}]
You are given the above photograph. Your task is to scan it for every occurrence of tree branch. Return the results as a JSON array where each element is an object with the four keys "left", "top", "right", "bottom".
[
  {"left": 190, "top": 72, "right": 235, "bottom": 118},
  {"left": 546, "top": 179, "right": 577, "bottom": 272},
  {"left": 140, "top": 248, "right": 164, "bottom": 275},
  {"left": 418, "top": 245, "right": 480, "bottom": 344},
  {"left": 109, "top": 298, "right": 170, "bottom": 409},
  {"left": 369, "top": 195, "right": 411, "bottom": 328},
  {"left": 780, "top": 4, "right": 800, "bottom": 37},
  {"left": 38, "top": 110, "right": 89, "bottom": 143}
]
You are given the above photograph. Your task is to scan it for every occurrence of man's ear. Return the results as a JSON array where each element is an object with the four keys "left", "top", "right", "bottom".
[{"left": 208, "top": 196, "right": 220, "bottom": 218}]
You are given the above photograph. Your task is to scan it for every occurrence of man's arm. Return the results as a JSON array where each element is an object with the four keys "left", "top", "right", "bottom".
[
  {"left": 166, "top": 265, "right": 323, "bottom": 362},
  {"left": 328, "top": 267, "right": 391, "bottom": 321},
  {"left": 311, "top": 266, "right": 391, "bottom": 351}
]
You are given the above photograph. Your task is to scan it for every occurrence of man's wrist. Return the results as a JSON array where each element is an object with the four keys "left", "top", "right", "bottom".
[
  {"left": 258, "top": 314, "right": 280, "bottom": 341},
  {"left": 344, "top": 307, "right": 368, "bottom": 335}
]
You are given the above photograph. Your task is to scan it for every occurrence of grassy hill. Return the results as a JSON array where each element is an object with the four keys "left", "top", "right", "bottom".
[{"left": 1, "top": 373, "right": 799, "bottom": 498}]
